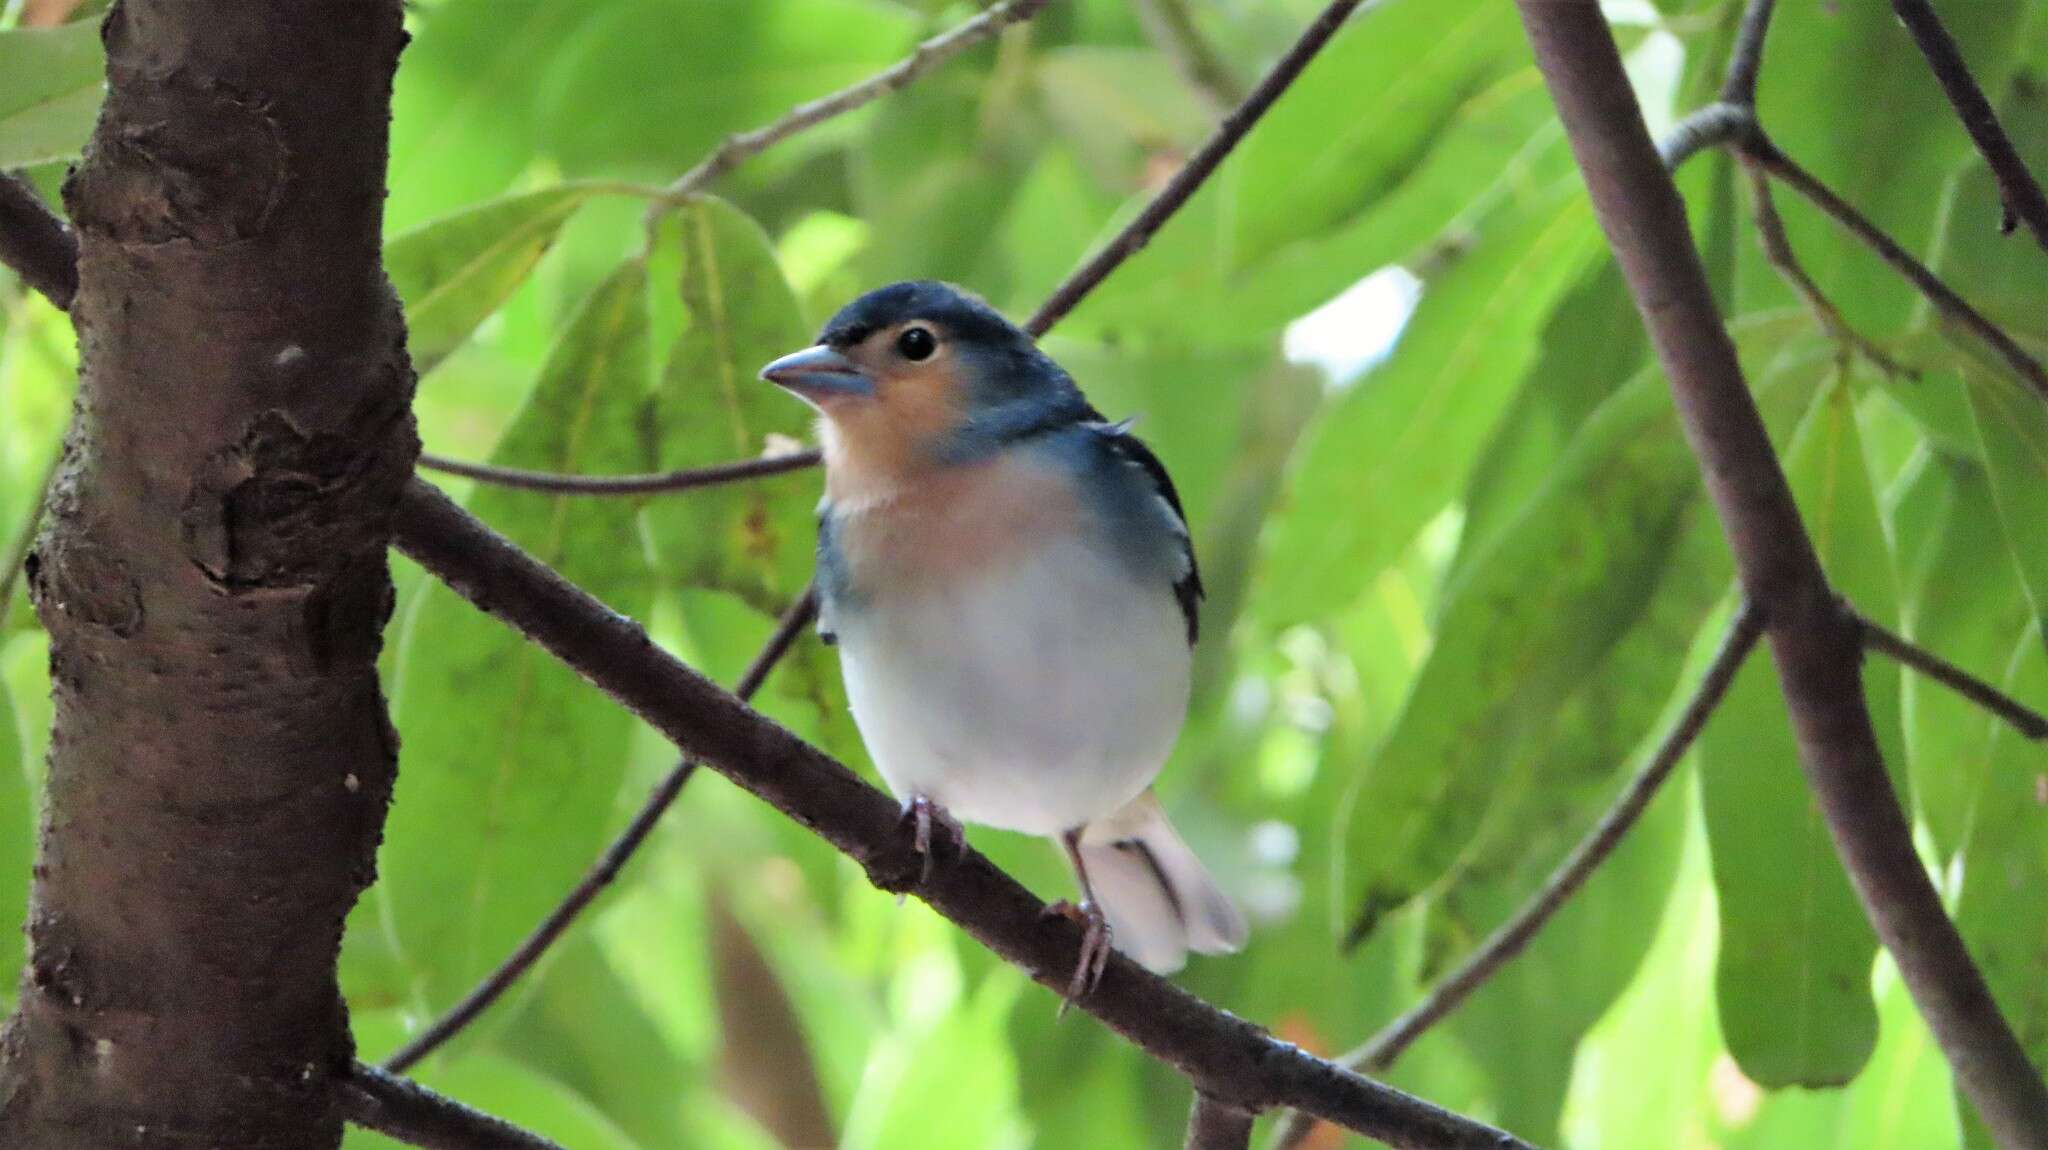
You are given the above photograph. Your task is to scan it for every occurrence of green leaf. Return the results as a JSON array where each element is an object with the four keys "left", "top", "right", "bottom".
[
  {"left": 386, "top": 0, "right": 598, "bottom": 231},
  {"left": 1751, "top": 0, "right": 2025, "bottom": 335},
  {"left": 1893, "top": 456, "right": 2031, "bottom": 856},
  {"left": 1227, "top": 0, "right": 1526, "bottom": 265},
  {"left": 541, "top": 0, "right": 917, "bottom": 179},
  {"left": 0, "top": 684, "right": 28, "bottom": 1006},
  {"left": 1260, "top": 192, "right": 1602, "bottom": 625},
  {"left": 0, "top": 21, "right": 104, "bottom": 169},
  {"left": 1699, "top": 375, "right": 1904, "bottom": 1089},
  {"left": 1954, "top": 629, "right": 2048, "bottom": 1149},
  {"left": 1340, "top": 316, "right": 1820, "bottom": 942},
  {"left": 388, "top": 187, "right": 599, "bottom": 376},
  {"left": 380, "top": 262, "right": 656, "bottom": 1018},
  {"left": 643, "top": 198, "right": 819, "bottom": 612},
  {"left": 1966, "top": 364, "right": 2048, "bottom": 639}
]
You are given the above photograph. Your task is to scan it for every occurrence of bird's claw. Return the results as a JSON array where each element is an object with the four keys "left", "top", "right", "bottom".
[
  {"left": 899, "top": 795, "right": 965, "bottom": 889},
  {"left": 1042, "top": 899, "right": 1112, "bottom": 1013}
]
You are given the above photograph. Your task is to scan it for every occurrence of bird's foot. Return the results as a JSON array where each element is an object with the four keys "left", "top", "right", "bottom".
[
  {"left": 1041, "top": 899, "right": 1113, "bottom": 1013},
  {"left": 898, "top": 795, "right": 965, "bottom": 889}
]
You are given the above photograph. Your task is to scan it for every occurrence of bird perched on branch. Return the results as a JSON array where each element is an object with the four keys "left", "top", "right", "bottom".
[{"left": 761, "top": 280, "right": 1246, "bottom": 998}]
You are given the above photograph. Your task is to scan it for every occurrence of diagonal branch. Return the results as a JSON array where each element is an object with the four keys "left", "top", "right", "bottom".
[
  {"left": 1024, "top": 0, "right": 1366, "bottom": 336},
  {"left": 653, "top": 0, "right": 1052, "bottom": 211},
  {"left": 338, "top": 1062, "right": 568, "bottom": 1150},
  {"left": 390, "top": 477, "right": 1538, "bottom": 1150},
  {"left": 381, "top": 587, "right": 818, "bottom": 1073},
  {"left": 1718, "top": 0, "right": 1775, "bottom": 107},
  {"left": 0, "top": 171, "right": 78, "bottom": 311},
  {"left": 1891, "top": 0, "right": 2048, "bottom": 248},
  {"left": 1271, "top": 603, "right": 1767, "bottom": 1150},
  {"left": 1858, "top": 610, "right": 2048, "bottom": 740},
  {"left": 1513, "top": 6, "right": 2048, "bottom": 1147},
  {"left": 416, "top": 448, "right": 820, "bottom": 496}
]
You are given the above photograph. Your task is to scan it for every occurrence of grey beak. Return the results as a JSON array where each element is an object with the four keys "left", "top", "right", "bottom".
[{"left": 759, "top": 344, "right": 873, "bottom": 398}]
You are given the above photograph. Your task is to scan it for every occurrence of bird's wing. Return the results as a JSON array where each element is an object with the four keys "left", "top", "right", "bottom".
[{"left": 1092, "top": 422, "right": 1203, "bottom": 645}]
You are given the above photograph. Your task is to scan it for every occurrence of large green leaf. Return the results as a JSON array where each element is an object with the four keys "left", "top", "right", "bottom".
[
  {"left": 1339, "top": 314, "right": 1820, "bottom": 941},
  {"left": 388, "top": 186, "right": 600, "bottom": 376},
  {"left": 0, "top": 21, "right": 103, "bottom": 169},
  {"left": 1226, "top": 0, "right": 1526, "bottom": 265},
  {"left": 1260, "top": 192, "right": 1602, "bottom": 626},
  {"left": 1954, "top": 630, "right": 2048, "bottom": 1148},
  {"left": 1966, "top": 365, "right": 2048, "bottom": 639},
  {"left": 386, "top": 0, "right": 598, "bottom": 231},
  {"left": 541, "top": 0, "right": 916, "bottom": 179},
  {"left": 1699, "top": 375, "right": 1904, "bottom": 1088},
  {"left": 643, "top": 198, "right": 819, "bottom": 612},
  {"left": 1892, "top": 456, "right": 2031, "bottom": 856},
  {"left": 1751, "top": 0, "right": 2025, "bottom": 335},
  {"left": 381, "top": 262, "right": 656, "bottom": 1018}
]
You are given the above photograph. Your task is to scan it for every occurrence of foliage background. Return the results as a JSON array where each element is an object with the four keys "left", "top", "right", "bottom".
[{"left": 2, "top": 0, "right": 2046, "bottom": 1146}]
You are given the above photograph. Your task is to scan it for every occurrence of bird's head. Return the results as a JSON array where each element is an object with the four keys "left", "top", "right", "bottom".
[{"left": 760, "top": 281, "right": 1091, "bottom": 500}]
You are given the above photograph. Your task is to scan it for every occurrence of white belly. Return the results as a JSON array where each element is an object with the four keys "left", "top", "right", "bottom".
[{"left": 835, "top": 537, "right": 1190, "bottom": 836}]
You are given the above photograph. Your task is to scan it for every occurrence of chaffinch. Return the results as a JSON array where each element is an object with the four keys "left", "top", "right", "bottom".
[{"left": 761, "top": 281, "right": 1247, "bottom": 996}]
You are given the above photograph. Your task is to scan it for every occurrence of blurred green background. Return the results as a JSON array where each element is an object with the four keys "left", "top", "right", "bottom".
[{"left": 4, "top": 0, "right": 2047, "bottom": 1146}]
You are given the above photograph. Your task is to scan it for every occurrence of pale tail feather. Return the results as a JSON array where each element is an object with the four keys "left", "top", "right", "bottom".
[{"left": 1073, "top": 793, "right": 1248, "bottom": 974}]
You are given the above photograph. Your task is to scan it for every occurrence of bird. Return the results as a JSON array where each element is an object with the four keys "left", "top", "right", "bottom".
[{"left": 759, "top": 280, "right": 1247, "bottom": 999}]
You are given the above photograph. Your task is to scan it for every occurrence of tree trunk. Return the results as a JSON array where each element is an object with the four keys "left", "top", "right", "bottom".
[{"left": 0, "top": 3, "right": 415, "bottom": 1147}]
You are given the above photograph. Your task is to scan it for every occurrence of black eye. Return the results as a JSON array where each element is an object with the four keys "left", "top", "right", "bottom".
[{"left": 896, "top": 326, "right": 936, "bottom": 361}]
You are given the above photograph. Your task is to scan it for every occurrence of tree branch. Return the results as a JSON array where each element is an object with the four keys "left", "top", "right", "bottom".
[
  {"left": 1184, "top": 1093, "right": 1257, "bottom": 1150},
  {"left": 1891, "top": 0, "right": 2048, "bottom": 248},
  {"left": 416, "top": 448, "right": 821, "bottom": 496},
  {"left": 381, "top": 587, "right": 818, "bottom": 1073},
  {"left": 1272, "top": 603, "right": 1767, "bottom": 1150},
  {"left": 337, "top": 1062, "right": 568, "bottom": 1150},
  {"left": 390, "top": 477, "right": 1537, "bottom": 1150},
  {"left": 1859, "top": 609, "right": 2048, "bottom": 740},
  {"left": 1134, "top": 0, "right": 1247, "bottom": 114},
  {"left": 654, "top": 0, "right": 1052, "bottom": 210},
  {"left": 1514, "top": 6, "right": 2048, "bottom": 1147},
  {"left": 1718, "top": 0, "right": 1775, "bottom": 107},
  {"left": 0, "top": 171, "right": 78, "bottom": 311},
  {"left": 1740, "top": 161, "right": 1910, "bottom": 377},
  {"left": 1024, "top": 0, "right": 1365, "bottom": 336}
]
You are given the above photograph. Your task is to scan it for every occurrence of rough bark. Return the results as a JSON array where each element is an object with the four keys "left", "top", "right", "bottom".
[{"left": 0, "top": 3, "right": 417, "bottom": 1148}]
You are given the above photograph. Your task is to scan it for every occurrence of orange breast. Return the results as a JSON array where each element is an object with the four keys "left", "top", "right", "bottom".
[{"left": 833, "top": 454, "right": 1081, "bottom": 594}]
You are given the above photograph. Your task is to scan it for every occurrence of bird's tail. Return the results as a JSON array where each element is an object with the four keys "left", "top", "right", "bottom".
[{"left": 1073, "top": 792, "right": 1248, "bottom": 974}]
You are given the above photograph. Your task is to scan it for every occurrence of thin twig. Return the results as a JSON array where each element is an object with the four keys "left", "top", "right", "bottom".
[
  {"left": 382, "top": 586, "right": 818, "bottom": 1074},
  {"left": 1740, "top": 162, "right": 1911, "bottom": 377},
  {"left": 1749, "top": 137, "right": 2048, "bottom": 403},
  {"left": 337, "top": 1062, "right": 568, "bottom": 1150},
  {"left": 392, "top": 479, "right": 1539, "bottom": 1150},
  {"left": 1859, "top": 609, "right": 2048, "bottom": 740},
  {"left": 1272, "top": 605, "right": 1767, "bottom": 1150},
  {"left": 1024, "top": 0, "right": 1367, "bottom": 336},
  {"left": 1658, "top": 101, "right": 1759, "bottom": 170},
  {"left": 651, "top": 0, "right": 1052, "bottom": 212},
  {"left": 1891, "top": 0, "right": 2048, "bottom": 248},
  {"left": 0, "top": 172, "right": 78, "bottom": 311},
  {"left": 1134, "top": 0, "right": 1247, "bottom": 114},
  {"left": 1718, "top": 0, "right": 1775, "bottom": 107},
  {"left": 1184, "top": 1094, "right": 1257, "bottom": 1150},
  {"left": 1515, "top": 5, "right": 2048, "bottom": 1144},
  {"left": 417, "top": 449, "right": 821, "bottom": 496}
]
